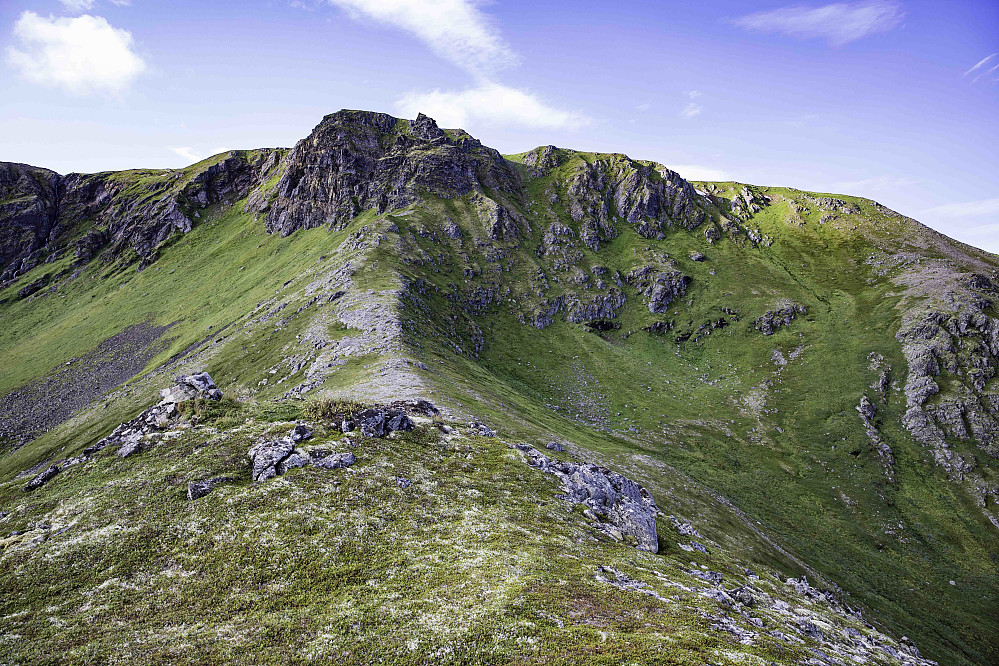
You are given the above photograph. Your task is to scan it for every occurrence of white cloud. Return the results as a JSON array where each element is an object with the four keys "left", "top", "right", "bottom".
[
  {"left": 60, "top": 0, "right": 96, "bottom": 11},
  {"left": 395, "top": 82, "right": 590, "bottom": 130},
  {"left": 733, "top": 1, "right": 904, "bottom": 46},
  {"left": 636, "top": 102, "right": 651, "bottom": 112},
  {"left": 326, "top": 0, "right": 515, "bottom": 73},
  {"left": 680, "top": 90, "right": 702, "bottom": 119},
  {"left": 6, "top": 12, "right": 146, "bottom": 95},
  {"left": 170, "top": 146, "right": 203, "bottom": 163},
  {"left": 963, "top": 53, "right": 999, "bottom": 84},
  {"left": 681, "top": 102, "right": 702, "bottom": 119},
  {"left": 964, "top": 53, "right": 997, "bottom": 77},
  {"left": 667, "top": 164, "right": 731, "bottom": 181},
  {"left": 923, "top": 198, "right": 999, "bottom": 218}
]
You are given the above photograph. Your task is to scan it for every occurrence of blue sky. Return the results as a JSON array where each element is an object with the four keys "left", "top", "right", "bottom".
[{"left": 1, "top": 1, "right": 997, "bottom": 251}]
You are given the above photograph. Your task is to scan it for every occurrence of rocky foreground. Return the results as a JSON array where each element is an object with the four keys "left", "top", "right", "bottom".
[{"left": 2, "top": 374, "right": 936, "bottom": 665}]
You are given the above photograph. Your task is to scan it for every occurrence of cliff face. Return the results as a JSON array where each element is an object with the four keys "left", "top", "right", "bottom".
[
  {"left": 1, "top": 110, "right": 998, "bottom": 666},
  {"left": 0, "top": 162, "right": 61, "bottom": 282},
  {"left": 258, "top": 111, "right": 521, "bottom": 236},
  {"left": 0, "top": 149, "right": 283, "bottom": 284}
]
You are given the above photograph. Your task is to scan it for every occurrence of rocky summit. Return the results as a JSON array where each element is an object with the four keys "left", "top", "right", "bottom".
[{"left": 0, "top": 110, "right": 997, "bottom": 665}]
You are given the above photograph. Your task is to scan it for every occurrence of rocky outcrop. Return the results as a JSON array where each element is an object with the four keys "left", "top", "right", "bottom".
[
  {"left": 754, "top": 303, "right": 806, "bottom": 335},
  {"left": 89, "top": 372, "right": 224, "bottom": 459},
  {"left": 23, "top": 465, "right": 59, "bottom": 492},
  {"left": 0, "top": 163, "right": 61, "bottom": 283},
  {"left": 563, "top": 156, "right": 705, "bottom": 250},
  {"left": 160, "top": 372, "right": 223, "bottom": 403},
  {"left": 626, "top": 265, "right": 690, "bottom": 313},
  {"left": 520, "top": 145, "right": 565, "bottom": 176},
  {"left": 355, "top": 407, "right": 414, "bottom": 437},
  {"left": 248, "top": 424, "right": 360, "bottom": 481},
  {"left": 513, "top": 444, "right": 659, "bottom": 552},
  {"left": 0, "top": 151, "right": 281, "bottom": 282},
  {"left": 856, "top": 395, "right": 896, "bottom": 480},
  {"left": 259, "top": 111, "right": 520, "bottom": 236},
  {"left": 729, "top": 187, "right": 769, "bottom": 219}
]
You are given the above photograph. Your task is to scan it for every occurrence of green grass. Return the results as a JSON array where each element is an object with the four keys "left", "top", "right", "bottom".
[{"left": 1, "top": 148, "right": 997, "bottom": 665}]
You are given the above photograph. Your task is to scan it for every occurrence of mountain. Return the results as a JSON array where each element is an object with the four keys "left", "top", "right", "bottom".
[{"left": 1, "top": 110, "right": 996, "bottom": 665}]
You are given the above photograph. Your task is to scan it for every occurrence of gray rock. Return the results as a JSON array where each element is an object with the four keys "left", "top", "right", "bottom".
[
  {"left": 396, "top": 476, "right": 412, "bottom": 488},
  {"left": 731, "top": 586, "right": 755, "bottom": 606},
  {"left": 357, "top": 408, "right": 413, "bottom": 437},
  {"left": 160, "top": 372, "right": 222, "bottom": 404},
  {"left": 23, "top": 465, "right": 59, "bottom": 492},
  {"left": 276, "top": 452, "right": 309, "bottom": 475},
  {"left": 515, "top": 444, "right": 659, "bottom": 552},
  {"left": 314, "top": 452, "right": 356, "bottom": 469},
  {"left": 248, "top": 438, "right": 295, "bottom": 482},
  {"left": 116, "top": 433, "right": 143, "bottom": 458},
  {"left": 187, "top": 477, "right": 236, "bottom": 501},
  {"left": 470, "top": 421, "right": 496, "bottom": 437},
  {"left": 289, "top": 424, "right": 313, "bottom": 442},
  {"left": 545, "top": 440, "right": 564, "bottom": 452},
  {"left": 755, "top": 304, "right": 806, "bottom": 335}
]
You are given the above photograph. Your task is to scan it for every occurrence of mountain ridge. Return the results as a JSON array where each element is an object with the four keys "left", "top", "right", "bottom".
[{"left": 1, "top": 109, "right": 997, "bottom": 665}]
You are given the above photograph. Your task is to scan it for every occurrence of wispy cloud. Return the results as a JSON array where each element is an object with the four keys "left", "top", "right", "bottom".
[
  {"left": 636, "top": 102, "right": 651, "bottom": 112},
  {"left": 327, "top": 0, "right": 587, "bottom": 131},
  {"left": 964, "top": 53, "right": 999, "bottom": 83},
  {"left": 395, "top": 82, "right": 590, "bottom": 130},
  {"left": 965, "top": 53, "right": 997, "bottom": 77},
  {"left": 59, "top": 0, "right": 132, "bottom": 12},
  {"left": 667, "top": 164, "right": 731, "bottom": 181},
  {"left": 681, "top": 90, "right": 702, "bottom": 119},
  {"left": 170, "top": 146, "right": 203, "bottom": 163},
  {"left": 733, "top": 1, "right": 904, "bottom": 46},
  {"left": 6, "top": 11, "right": 146, "bottom": 95},
  {"left": 59, "top": 0, "right": 96, "bottom": 11},
  {"left": 325, "top": 0, "right": 515, "bottom": 74},
  {"left": 923, "top": 197, "right": 999, "bottom": 218}
]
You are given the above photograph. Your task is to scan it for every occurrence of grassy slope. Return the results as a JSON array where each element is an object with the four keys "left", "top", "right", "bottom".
[
  {"left": 0, "top": 156, "right": 996, "bottom": 664},
  {"left": 386, "top": 163, "right": 999, "bottom": 666}
]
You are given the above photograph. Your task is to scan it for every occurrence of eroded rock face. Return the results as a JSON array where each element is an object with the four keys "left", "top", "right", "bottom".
[
  {"left": 513, "top": 444, "right": 659, "bottom": 552},
  {"left": 0, "top": 151, "right": 281, "bottom": 282},
  {"left": 0, "top": 163, "right": 60, "bottom": 284},
  {"left": 260, "top": 111, "right": 520, "bottom": 237},
  {"left": 562, "top": 157, "right": 705, "bottom": 250}
]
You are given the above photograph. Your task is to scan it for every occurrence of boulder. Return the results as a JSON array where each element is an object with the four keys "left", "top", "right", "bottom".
[
  {"left": 357, "top": 408, "right": 413, "bottom": 437},
  {"left": 755, "top": 304, "right": 806, "bottom": 335},
  {"left": 160, "top": 372, "right": 222, "bottom": 404},
  {"left": 248, "top": 438, "right": 295, "bottom": 482},
  {"left": 314, "top": 452, "right": 356, "bottom": 469}
]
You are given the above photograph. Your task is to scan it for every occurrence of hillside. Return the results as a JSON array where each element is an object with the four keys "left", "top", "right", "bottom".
[{"left": 1, "top": 110, "right": 996, "bottom": 665}]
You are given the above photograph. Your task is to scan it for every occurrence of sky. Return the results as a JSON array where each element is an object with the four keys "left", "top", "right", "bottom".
[{"left": 1, "top": 1, "right": 997, "bottom": 251}]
